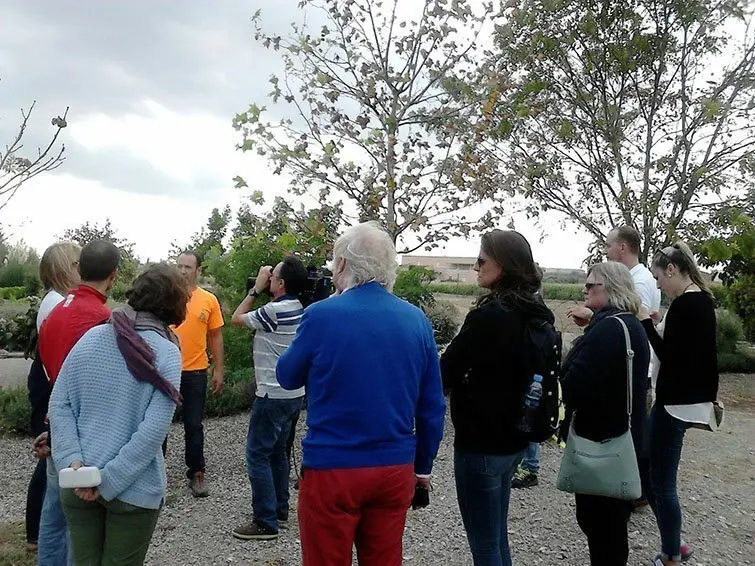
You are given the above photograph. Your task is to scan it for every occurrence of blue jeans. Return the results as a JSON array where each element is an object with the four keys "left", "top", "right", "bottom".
[
  {"left": 454, "top": 450, "right": 523, "bottom": 566},
  {"left": 521, "top": 442, "right": 540, "bottom": 474},
  {"left": 38, "top": 458, "right": 72, "bottom": 566},
  {"left": 646, "top": 405, "right": 692, "bottom": 562},
  {"left": 246, "top": 395, "right": 303, "bottom": 531}
]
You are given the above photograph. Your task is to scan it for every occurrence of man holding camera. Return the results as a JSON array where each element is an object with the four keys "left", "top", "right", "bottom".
[{"left": 230, "top": 257, "right": 309, "bottom": 541}]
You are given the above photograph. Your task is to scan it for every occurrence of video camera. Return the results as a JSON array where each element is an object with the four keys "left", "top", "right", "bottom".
[{"left": 246, "top": 265, "right": 332, "bottom": 307}]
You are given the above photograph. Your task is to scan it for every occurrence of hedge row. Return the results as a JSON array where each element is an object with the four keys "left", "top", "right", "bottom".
[{"left": 429, "top": 282, "right": 586, "bottom": 301}]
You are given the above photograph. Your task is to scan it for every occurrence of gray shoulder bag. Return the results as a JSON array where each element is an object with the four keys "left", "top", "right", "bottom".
[{"left": 556, "top": 315, "right": 642, "bottom": 501}]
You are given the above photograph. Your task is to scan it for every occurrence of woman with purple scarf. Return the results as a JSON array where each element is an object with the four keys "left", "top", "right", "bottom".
[{"left": 49, "top": 264, "right": 189, "bottom": 565}]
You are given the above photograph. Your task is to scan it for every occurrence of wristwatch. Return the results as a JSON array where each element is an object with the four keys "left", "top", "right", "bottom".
[{"left": 248, "top": 289, "right": 259, "bottom": 298}]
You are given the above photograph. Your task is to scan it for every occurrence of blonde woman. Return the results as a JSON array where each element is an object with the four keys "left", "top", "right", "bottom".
[
  {"left": 37, "top": 242, "right": 82, "bottom": 328},
  {"left": 640, "top": 242, "right": 718, "bottom": 566},
  {"left": 26, "top": 242, "right": 80, "bottom": 552},
  {"left": 560, "top": 262, "right": 650, "bottom": 565}
]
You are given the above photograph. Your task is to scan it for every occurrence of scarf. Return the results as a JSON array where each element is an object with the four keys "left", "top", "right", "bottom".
[{"left": 110, "top": 306, "right": 183, "bottom": 406}]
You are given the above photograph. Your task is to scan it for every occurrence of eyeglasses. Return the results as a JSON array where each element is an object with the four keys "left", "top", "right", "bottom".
[{"left": 584, "top": 282, "right": 603, "bottom": 291}]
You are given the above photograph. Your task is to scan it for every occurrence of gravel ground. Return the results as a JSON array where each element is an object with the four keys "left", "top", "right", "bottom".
[{"left": 1, "top": 400, "right": 753, "bottom": 566}]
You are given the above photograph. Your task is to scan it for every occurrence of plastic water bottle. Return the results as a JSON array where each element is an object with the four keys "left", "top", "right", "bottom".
[{"left": 516, "top": 374, "right": 543, "bottom": 434}]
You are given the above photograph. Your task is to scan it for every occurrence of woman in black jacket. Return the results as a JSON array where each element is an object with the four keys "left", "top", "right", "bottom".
[
  {"left": 641, "top": 242, "right": 719, "bottom": 566},
  {"left": 562, "top": 261, "right": 650, "bottom": 565},
  {"left": 441, "top": 230, "right": 554, "bottom": 566}
]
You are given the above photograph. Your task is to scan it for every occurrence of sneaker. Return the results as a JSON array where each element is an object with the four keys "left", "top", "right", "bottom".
[
  {"left": 511, "top": 468, "right": 539, "bottom": 489},
  {"left": 680, "top": 541, "right": 693, "bottom": 562},
  {"left": 277, "top": 516, "right": 289, "bottom": 530},
  {"left": 189, "top": 471, "right": 209, "bottom": 498},
  {"left": 232, "top": 522, "right": 278, "bottom": 541}
]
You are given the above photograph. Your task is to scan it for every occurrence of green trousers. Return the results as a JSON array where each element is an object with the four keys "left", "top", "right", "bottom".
[{"left": 60, "top": 489, "right": 161, "bottom": 566}]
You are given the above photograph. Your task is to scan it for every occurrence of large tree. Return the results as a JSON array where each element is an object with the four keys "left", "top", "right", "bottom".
[
  {"left": 61, "top": 219, "right": 139, "bottom": 300},
  {"left": 171, "top": 205, "right": 233, "bottom": 260},
  {"left": 470, "top": 0, "right": 755, "bottom": 261},
  {"left": 1, "top": 97, "right": 68, "bottom": 212},
  {"left": 233, "top": 0, "right": 498, "bottom": 252}
]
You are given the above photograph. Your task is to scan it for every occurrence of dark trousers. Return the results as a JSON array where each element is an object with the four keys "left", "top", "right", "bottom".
[
  {"left": 180, "top": 370, "right": 207, "bottom": 477},
  {"left": 246, "top": 396, "right": 303, "bottom": 530},
  {"left": 286, "top": 408, "right": 300, "bottom": 464},
  {"left": 575, "top": 494, "right": 632, "bottom": 565},
  {"left": 25, "top": 458, "right": 47, "bottom": 543},
  {"left": 60, "top": 489, "right": 160, "bottom": 565},
  {"left": 454, "top": 450, "right": 523, "bottom": 566},
  {"left": 645, "top": 404, "right": 691, "bottom": 562}
]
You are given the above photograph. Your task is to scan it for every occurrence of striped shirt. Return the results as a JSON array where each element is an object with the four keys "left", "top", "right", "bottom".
[{"left": 242, "top": 295, "right": 305, "bottom": 399}]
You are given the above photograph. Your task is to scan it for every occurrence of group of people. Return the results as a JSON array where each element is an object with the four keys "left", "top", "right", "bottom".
[
  {"left": 26, "top": 244, "right": 227, "bottom": 565},
  {"left": 22, "top": 221, "right": 719, "bottom": 566}
]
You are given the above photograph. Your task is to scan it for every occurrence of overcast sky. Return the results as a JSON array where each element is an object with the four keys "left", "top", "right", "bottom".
[{"left": 0, "top": 0, "right": 591, "bottom": 268}]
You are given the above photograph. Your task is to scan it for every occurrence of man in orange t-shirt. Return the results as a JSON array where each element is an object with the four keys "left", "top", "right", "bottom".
[{"left": 173, "top": 250, "right": 225, "bottom": 497}]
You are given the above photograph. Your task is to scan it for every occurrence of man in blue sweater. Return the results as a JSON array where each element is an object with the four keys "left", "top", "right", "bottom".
[{"left": 277, "top": 222, "right": 446, "bottom": 566}]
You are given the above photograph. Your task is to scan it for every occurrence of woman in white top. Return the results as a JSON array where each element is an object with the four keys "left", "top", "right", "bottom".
[{"left": 25, "top": 241, "right": 81, "bottom": 551}]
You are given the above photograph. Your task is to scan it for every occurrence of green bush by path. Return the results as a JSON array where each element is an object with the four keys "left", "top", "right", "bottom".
[
  {"left": 424, "top": 300, "right": 458, "bottom": 346},
  {"left": 0, "top": 387, "right": 32, "bottom": 435},
  {"left": 0, "top": 286, "right": 26, "bottom": 300}
]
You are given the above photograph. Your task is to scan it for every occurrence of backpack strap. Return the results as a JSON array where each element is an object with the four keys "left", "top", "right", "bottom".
[{"left": 610, "top": 314, "right": 635, "bottom": 427}]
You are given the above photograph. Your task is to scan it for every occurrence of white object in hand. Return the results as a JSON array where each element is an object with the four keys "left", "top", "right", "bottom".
[{"left": 58, "top": 466, "right": 101, "bottom": 489}]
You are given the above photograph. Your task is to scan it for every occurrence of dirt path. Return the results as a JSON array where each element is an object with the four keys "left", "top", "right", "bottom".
[
  {"left": 1, "top": 374, "right": 752, "bottom": 565},
  {"left": 0, "top": 358, "right": 31, "bottom": 389}
]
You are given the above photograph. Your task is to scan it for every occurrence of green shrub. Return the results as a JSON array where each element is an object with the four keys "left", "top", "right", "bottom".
[
  {"left": 716, "top": 309, "right": 745, "bottom": 354},
  {"left": 0, "top": 387, "right": 32, "bottom": 435},
  {"left": 203, "top": 379, "right": 254, "bottom": 418},
  {"left": 223, "top": 324, "right": 253, "bottom": 374},
  {"left": 424, "top": 300, "right": 459, "bottom": 346},
  {"left": 394, "top": 266, "right": 436, "bottom": 309},
  {"left": 728, "top": 275, "right": 755, "bottom": 342},
  {"left": 710, "top": 285, "right": 728, "bottom": 308},
  {"left": 0, "top": 297, "right": 39, "bottom": 353},
  {"left": 0, "top": 287, "right": 26, "bottom": 300},
  {"left": 717, "top": 352, "right": 755, "bottom": 373},
  {"left": 542, "top": 283, "right": 584, "bottom": 301}
]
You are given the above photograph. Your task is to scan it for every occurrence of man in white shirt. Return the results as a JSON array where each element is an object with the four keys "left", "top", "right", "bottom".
[{"left": 568, "top": 226, "right": 661, "bottom": 324}]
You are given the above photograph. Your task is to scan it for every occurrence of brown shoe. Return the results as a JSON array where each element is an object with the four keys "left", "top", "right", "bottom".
[
  {"left": 632, "top": 497, "right": 649, "bottom": 511},
  {"left": 232, "top": 522, "right": 278, "bottom": 541},
  {"left": 189, "top": 471, "right": 209, "bottom": 497}
]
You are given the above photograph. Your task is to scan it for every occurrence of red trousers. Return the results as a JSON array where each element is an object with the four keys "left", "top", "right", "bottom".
[{"left": 298, "top": 464, "right": 415, "bottom": 566}]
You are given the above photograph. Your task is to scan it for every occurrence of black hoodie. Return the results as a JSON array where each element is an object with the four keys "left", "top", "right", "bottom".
[{"left": 441, "top": 293, "right": 555, "bottom": 455}]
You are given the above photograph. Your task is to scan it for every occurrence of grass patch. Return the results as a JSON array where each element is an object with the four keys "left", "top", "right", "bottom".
[{"left": 0, "top": 521, "right": 35, "bottom": 566}]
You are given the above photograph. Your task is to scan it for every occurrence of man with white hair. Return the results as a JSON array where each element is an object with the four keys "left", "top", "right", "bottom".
[{"left": 277, "top": 222, "right": 446, "bottom": 566}]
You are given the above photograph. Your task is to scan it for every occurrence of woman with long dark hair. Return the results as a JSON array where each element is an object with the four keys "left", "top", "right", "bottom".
[
  {"left": 441, "top": 230, "right": 554, "bottom": 566},
  {"left": 641, "top": 242, "right": 719, "bottom": 566}
]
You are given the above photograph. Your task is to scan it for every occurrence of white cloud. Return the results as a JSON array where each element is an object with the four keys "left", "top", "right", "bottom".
[{"left": 69, "top": 100, "right": 240, "bottom": 183}]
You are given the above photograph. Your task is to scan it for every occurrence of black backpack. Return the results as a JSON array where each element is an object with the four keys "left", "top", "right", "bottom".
[{"left": 520, "top": 317, "right": 562, "bottom": 443}]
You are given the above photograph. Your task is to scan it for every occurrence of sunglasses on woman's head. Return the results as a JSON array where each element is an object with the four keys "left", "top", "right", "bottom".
[{"left": 584, "top": 282, "right": 603, "bottom": 290}]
